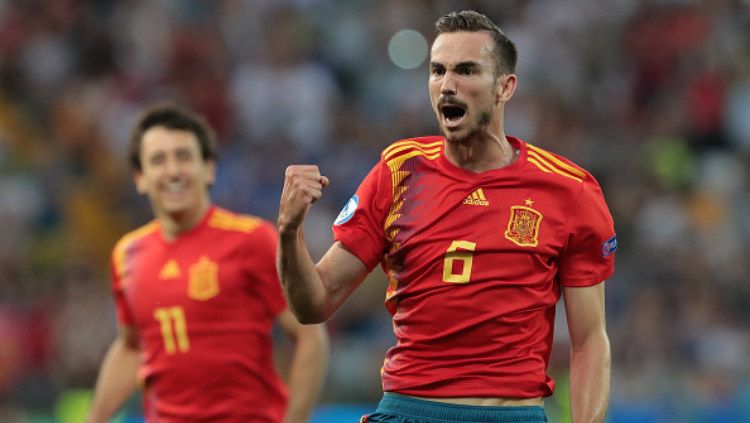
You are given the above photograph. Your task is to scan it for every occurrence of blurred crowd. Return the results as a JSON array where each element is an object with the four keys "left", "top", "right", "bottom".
[{"left": 0, "top": 0, "right": 749, "bottom": 422}]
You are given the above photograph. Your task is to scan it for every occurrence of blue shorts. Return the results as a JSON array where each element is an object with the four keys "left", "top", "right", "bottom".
[{"left": 360, "top": 393, "right": 548, "bottom": 423}]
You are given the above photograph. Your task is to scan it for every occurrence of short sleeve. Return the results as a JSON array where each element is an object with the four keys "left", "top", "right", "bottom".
[
  {"left": 332, "top": 161, "right": 391, "bottom": 271},
  {"left": 557, "top": 177, "right": 617, "bottom": 287},
  {"left": 247, "top": 221, "right": 288, "bottom": 316},
  {"left": 110, "top": 253, "right": 135, "bottom": 326}
]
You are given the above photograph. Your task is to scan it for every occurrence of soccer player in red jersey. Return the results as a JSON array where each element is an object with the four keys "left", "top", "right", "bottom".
[
  {"left": 278, "top": 10, "right": 615, "bottom": 423},
  {"left": 86, "top": 103, "right": 328, "bottom": 423}
]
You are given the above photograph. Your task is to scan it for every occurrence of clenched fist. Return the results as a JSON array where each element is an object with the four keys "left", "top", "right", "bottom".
[{"left": 278, "top": 165, "right": 329, "bottom": 236}]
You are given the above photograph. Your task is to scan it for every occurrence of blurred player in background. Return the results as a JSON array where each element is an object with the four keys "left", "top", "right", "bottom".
[
  {"left": 86, "top": 102, "right": 328, "bottom": 423},
  {"left": 278, "top": 10, "right": 615, "bottom": 423}
]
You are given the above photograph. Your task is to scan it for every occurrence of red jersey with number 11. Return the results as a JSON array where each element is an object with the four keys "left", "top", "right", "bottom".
[
  {"left": 332, "top": 136, "right": 616, "bottom": 398},
  {"left": 111, "top": 206, "right": 288, "bottom": 422}
]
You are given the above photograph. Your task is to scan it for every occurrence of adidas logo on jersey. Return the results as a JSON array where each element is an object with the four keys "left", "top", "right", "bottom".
[
  {"left": 159, "top": 259, "right": 182, "bottom": 280},
  {"left": 463, "top": 189, "right": 489, "bottom": 206}
]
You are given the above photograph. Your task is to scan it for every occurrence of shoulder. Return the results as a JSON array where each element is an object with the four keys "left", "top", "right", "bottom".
[
  {"left": 521, "top": 141, "right": 601, "bottom": 191},
  {"left": 208, "top": 207, "right": 278, "bottom": 260},
  {"left": 380, "top": 136, "right": 444, "bottom": 165},
  {"left": 113, "top": 221, "right": 159, "bottom": 257},
  {"left": 207, "top": 207, "right": 272, "bottom": 235},
  {"left": 111, "top": 221, "right": 159, "bottom": 275},
  {"left": 519, "top": 141, "right": 610, "bottom": 216}
]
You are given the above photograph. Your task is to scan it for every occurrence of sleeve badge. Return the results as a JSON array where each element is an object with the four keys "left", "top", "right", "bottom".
[
  {"left": 602, "top": 235, "right": 618, "bottom": 258},
  {"left": 334, "top": 194, "right": 359, "bottom": 225}
]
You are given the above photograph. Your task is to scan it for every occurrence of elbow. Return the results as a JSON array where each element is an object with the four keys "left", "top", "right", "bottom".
[
  {"left": 571, "top": 329, "right": 610, "bottom": 355},
  {"left": 293, "top": 309, "right": 330, "bottom": 325},
  {"left": 283, "top": 286, "right": 333, "bottom": 324},
  {"left": 287, "top": 301, "right": 331, "bottom": 324}
]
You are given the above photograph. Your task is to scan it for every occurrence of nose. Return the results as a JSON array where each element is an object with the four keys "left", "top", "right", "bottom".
[
  {"left": 164, "top": 155, "right": 181, "bottom": 177},
  {"left": 440, "top": 71, "right": 457, "bottom": 96}
]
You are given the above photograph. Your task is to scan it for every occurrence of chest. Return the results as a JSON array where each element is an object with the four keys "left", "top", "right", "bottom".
[
  {"left": 387, "top": 173, "right": 572, "bottom": 259},
  {"left": 120, "top": 236, "right": 257, "bottom": 324}
]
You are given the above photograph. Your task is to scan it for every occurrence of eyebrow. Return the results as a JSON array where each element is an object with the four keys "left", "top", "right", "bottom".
[{"left": 429, "top": 61, "right": 482, "bottom": 69}]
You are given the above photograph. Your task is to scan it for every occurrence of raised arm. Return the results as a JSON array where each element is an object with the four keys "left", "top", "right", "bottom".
[
  {"left": 85, "top": 326, "right": 141, "bottom": 423},
  {"left": 277, "top": 165, "right": 369, "bottom": 323},
  {"left": 563, "top": 283, "right": 611, "bottom": 423}
]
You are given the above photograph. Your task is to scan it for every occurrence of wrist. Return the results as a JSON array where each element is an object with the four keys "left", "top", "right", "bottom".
[{"left": 278, "top": 222, "right": 302, "bottom": 240}]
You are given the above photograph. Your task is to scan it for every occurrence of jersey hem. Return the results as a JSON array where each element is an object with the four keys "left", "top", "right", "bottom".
[
  {"left": 335, "top": 236, "right": 379, "bottom": 271},
  {"left": 559, "top": 267, "right": 614, "bottom": 287}
]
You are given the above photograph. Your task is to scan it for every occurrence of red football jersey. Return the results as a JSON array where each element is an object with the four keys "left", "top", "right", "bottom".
[
  {"left": 111, "top": 206, "right": 288, "bottom": 422},
  {"left": 333, "top": 136, "right": 616, "bottom": 398}
]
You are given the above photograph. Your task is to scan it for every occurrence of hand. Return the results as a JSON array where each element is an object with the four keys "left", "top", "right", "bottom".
[{"left": 278, "top": 165, "right": 329, "bottom": 235}]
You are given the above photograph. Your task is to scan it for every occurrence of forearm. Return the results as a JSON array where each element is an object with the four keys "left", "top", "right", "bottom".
[
  {"left": 283, "top": 325, "right": 329, "bottom": 423},
  {"left": 277, "top": 229, "right": 331, "bottom": 323},
  {"left": 86, "top": 338, "right": 141, "bottom": 423},
  {"left": 569, "top": 331, "right": 611, "bottom": 423}
]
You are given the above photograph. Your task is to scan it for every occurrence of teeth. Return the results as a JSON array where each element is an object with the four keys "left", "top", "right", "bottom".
[
  {"left": 445, "top": 114, "right": 463, "bottom": 123},
  {"left": 165, "top": 182, "right": 186, "bottom": 192}
]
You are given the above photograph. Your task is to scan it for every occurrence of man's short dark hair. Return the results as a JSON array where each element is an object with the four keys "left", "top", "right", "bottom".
[
  {"left": 128, "top": 102, "right": 218, "bottom": 171},
  {"left": 434, "top": 10, "right": 517, "bottom": 76}
]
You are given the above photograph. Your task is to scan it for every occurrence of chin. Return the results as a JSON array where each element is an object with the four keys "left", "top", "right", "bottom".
[
  {"left": 443, "top": 134, "right": 462, "bottom": 144},
  {"left": 161, "top": 202, "right": 193, "bottom": 216},
  {"left": 442, "top": 121, "right": 489, "bottom": 145},
  {"left": 442, "top": 128, "right": 471, "bottom": 144}
]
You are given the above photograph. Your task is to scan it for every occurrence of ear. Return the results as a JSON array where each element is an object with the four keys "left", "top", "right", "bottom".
[
  {"left": 495, "top": 74, "right": 517, "bottom": 104},
  {"left": 133, "top": 170, "right": 147, "bottom": 194},
  {"left": 204, "top": 160, "right": 217, "bottom": 186}
]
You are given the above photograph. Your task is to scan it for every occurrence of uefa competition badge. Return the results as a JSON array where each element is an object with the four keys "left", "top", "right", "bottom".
[
  {"left": 601, "top": 234, "right": 618, "bottom": 258},
  {"left": 334, "top": 195, "right": 359, "bottom": 225}
]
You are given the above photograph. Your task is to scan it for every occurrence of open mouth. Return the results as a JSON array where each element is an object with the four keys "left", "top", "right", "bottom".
[
  {"left": 440, "top": 104, "right": 466, "bottom": 125},
  {"left": 164, "top": 181, "right": 187, "bottom": 193},
  {"left": 161, "top": 181, "right": 189, "bottom": 200}
]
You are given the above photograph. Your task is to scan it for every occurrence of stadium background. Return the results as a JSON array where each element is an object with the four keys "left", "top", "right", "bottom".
[{"left": 0, "top": 0, "right": 748, "bottom": 422}]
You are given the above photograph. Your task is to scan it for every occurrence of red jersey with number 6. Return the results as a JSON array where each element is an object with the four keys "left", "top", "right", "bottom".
[
  {"left": 332, "top": 136, "right": 616, "bottom": 398},
  {"left": 111, "top": 206, "right": 288, "bottom": 422}
]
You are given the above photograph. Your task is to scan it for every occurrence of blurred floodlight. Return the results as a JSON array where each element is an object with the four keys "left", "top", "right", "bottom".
[{"left": 388, "top": 29, "right": 428, "bottom": 70}]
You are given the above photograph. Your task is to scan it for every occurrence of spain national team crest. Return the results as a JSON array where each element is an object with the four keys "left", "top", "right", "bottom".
[
  {"left": 188, "top": 256, "right": 220, "bottom": 300},
  {"left": 504, "top": 203, "right": 543, "bottom": 247}
]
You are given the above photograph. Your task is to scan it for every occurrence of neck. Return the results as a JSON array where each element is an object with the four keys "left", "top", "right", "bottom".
[
  {"left": 158, "top": 200, "right": 211, "bottom": 242},
  {"left": 444, "top": 130, "right": 517, "bottom": 173}
]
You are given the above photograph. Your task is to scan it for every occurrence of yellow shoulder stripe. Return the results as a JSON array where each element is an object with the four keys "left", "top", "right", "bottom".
[
  {"left": 113, "top": 221, "right": 159, "bottom": 279},
  {"left": 527, "top": 144, "right": 586, "bottom": 180},
  {"left": 385, "top": 150, "right": 440, "bottom": 169},
  {"left": 527, "top": 151, "right": 583, "bottom": 182},
  {"left": 382, "top": 143, "right": 440, "bottom": 241},
  {"left": 209, "top": 210, "right": 262, "bottom": 233},
  {"left": 527, "top": 157, "right": 552, "bottom": 174},
  {"left": 381, "top": 140, "right": 442, "bottom": 241},
  {"left": 384, "top": 144, "right": 441, "bottom": 161},
  {"left": 383, "top": 140, "right": 443, "bottom": 161}
]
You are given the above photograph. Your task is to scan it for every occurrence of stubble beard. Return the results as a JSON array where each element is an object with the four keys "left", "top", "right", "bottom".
[{"left": 442, "top": 109, "right": 494, "bottom": 145}]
